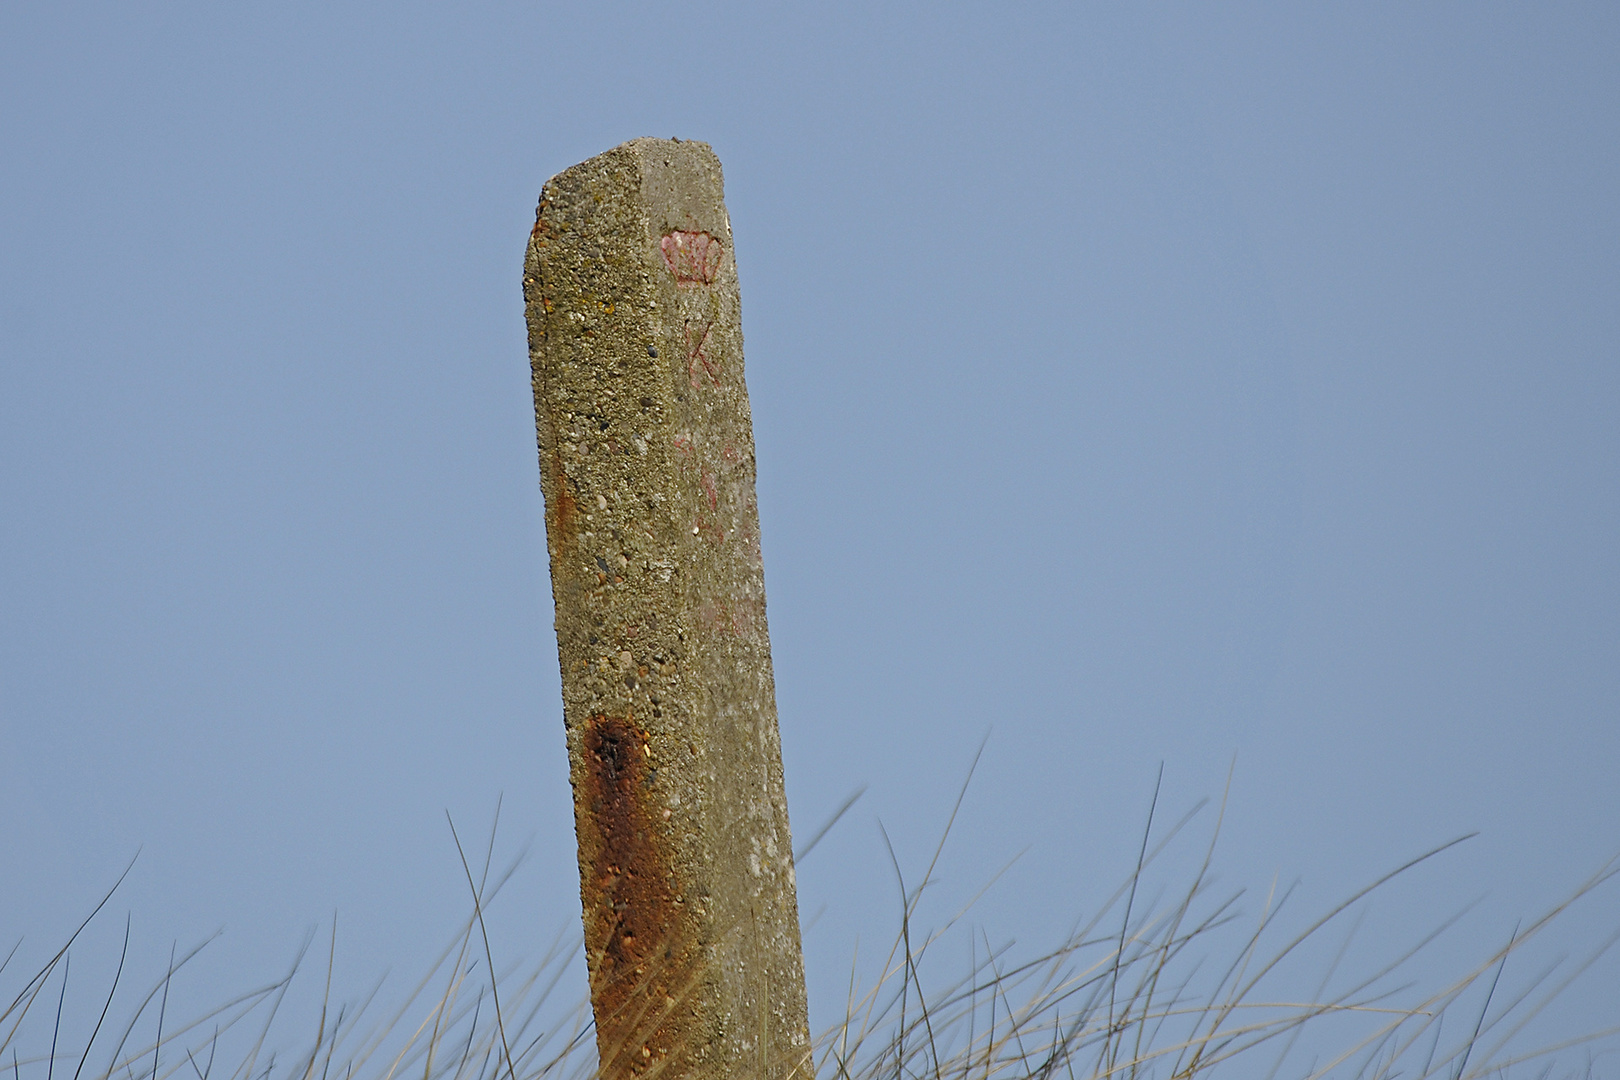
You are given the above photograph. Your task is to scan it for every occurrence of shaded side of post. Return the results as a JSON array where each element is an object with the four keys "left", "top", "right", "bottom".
[{"left": 523, "top": 138, "right": 812, "bottom": 1080}]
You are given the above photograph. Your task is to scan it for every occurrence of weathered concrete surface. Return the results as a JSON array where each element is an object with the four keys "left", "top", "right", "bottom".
[{"left": 523, "top": 139, "right": 812, "bottom": 1080}]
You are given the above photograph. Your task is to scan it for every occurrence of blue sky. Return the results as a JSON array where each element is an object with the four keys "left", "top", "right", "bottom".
[{"left": 3, "top": 3, "right": 1618, "bottom": 1072}]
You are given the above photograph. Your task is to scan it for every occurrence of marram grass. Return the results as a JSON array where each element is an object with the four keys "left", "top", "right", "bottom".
[{"left": 6, "top": 780, "right": 1618, "bottom": 1080}]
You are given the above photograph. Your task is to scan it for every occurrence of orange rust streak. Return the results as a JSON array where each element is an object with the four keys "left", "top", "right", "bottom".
[
  {"left": 581, "top": 715, "right": 693, "bottom": 1078},
  {"left": 547, "top": 446, "right": 578, "bottom": 554}
]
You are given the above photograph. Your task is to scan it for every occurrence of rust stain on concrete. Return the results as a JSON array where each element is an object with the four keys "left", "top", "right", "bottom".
[
  {"left": 545, "top": 445, "right": 578, "bottom": 556},
  {"left": 581, "top": 714, "right": 694, "bottom": 1077}
]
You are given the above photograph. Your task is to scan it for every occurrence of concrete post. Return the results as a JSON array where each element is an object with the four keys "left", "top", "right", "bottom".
[{"left": 522, "top": 139, "right": 813, "bottom": 1080}]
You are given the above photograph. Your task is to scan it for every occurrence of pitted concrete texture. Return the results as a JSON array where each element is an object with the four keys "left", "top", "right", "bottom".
[{"left": 523, "top": 139, "right": 813, "bottom": 1080}]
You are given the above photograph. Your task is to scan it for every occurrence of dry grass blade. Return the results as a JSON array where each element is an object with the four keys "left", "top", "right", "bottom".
[
  {"left": 813, "top": 773, "right": 1618, "bottom": 1080},
  {"left": 5, "top": 792, "right": 1617, "bottom": 1080}
]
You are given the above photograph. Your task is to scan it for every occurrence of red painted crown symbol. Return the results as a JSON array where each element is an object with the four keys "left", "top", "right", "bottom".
[{"left": 660, "top": 231, "right": 722, "bottom": 286}]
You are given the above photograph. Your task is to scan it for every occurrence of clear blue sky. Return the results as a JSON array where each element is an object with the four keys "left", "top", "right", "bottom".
[{"left": 3, "top": 3, "right": 1617, "bottom": 1072}]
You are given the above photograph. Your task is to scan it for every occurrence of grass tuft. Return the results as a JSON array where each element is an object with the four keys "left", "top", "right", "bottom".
[{"left": 5, "top": 784, "right": 1617, "bottom": 1080}]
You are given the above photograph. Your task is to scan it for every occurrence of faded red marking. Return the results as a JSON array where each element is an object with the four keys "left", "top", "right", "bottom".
[
  {"left": 694, "top": 597, "right": 763, "bottom": 637},
  {"left": 659, "top": 231, "right": 721, "bottom": 286},
  {"left": 701, "top": 471, "right": 718, "bottom": 511},
  {"left": 684, "top": 320, "right": 717, "bottom": 387},
  {"left": 690, "top": 514, "right": 725, "bottom": 544}
]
